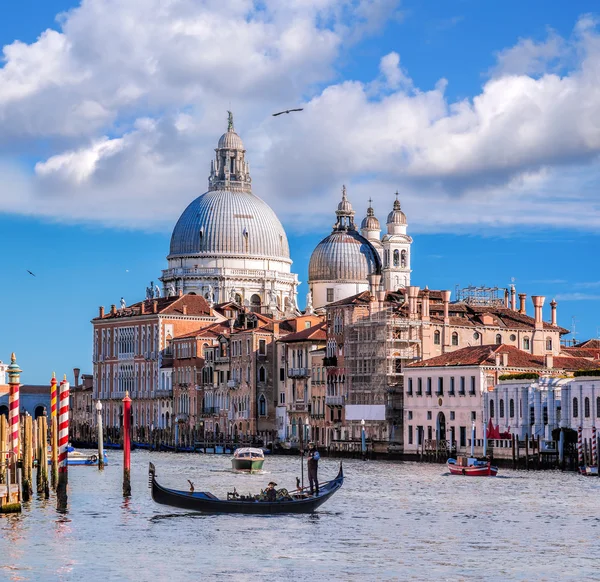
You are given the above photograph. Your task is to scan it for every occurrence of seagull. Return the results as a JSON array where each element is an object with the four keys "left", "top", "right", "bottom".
[
  {"left": 272, "top": 108, "right": 304, "bottom": 117},
  {"left": 26, "top": 270, "right": 36, "bottom": 277}
]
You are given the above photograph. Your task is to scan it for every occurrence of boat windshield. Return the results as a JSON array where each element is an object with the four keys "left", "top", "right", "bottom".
[{"left": 234, "top": 447, "right": 264, "bottom": 459}]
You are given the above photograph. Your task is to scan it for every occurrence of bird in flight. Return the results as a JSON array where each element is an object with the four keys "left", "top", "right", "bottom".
[
  {"left": 272, "top": 108, "right": 303, "bottom": 117},
  {"left": 26, "top": 270, "right": 36, "bottom": 277}
]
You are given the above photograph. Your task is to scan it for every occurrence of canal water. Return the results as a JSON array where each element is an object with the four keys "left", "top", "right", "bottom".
[{"left": 1, "top": 451, "right": 599, "bottom": 581}]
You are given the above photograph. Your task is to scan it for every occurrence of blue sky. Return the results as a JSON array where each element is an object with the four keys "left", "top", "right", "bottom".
[{"left": 0, "top": 0, "right": 599, "bottom": 383}]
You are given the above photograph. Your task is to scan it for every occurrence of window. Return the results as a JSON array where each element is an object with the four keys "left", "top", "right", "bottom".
[
  {"left": 460, "top": 426, "right": 466, "bottom": 447},
  {"left": 408, "top": 425, "right": 413, "bottom": 445},
  {"left": 258, "top": 339, "right": 267, "bottom": 355},
  {"left": 473, "top": 332, "right": 480, "bottom": 341},
  {"left": 401, "top": 250, "right": 407, "bottom": 267},
  {"left": 258, "top": 367, "right": 266, "bottom": 383},
  {"left": 437, "top": 377, "right": 444, "bottom": 396},
  {"left": 305, "top": 321, "right": 311, "bottom": 329},
  {"left": 407, "top": 411, "right": 413, "bottom": 420},
  {"left": 417, "top": 426, "right": 423, "bottom": 445},
  {"left": 407, "top": 378, "right": 413, "bottom": 396},
  {"left": 471, "top": 411, "right": 476, "bottom": 422},
  {"left": 434, "top": 330, "right": 441, "bottom": 345},
  {"left": 258, "top": 395, "right": 266, "bottom": 416},
  {"left": 523, "top": 337, "right": 530, "bottom": 350},
  {"left": 417, "top": 378, "right": 423, "bottom": 396},
  {"left": 490, "top": 400, "right": 495, "bottom": 418},
  {"left": 393, "top": 249, "right": 400, "bottom": 266},
  {"left": 469, "top": 376, "right": 476, "bottom": 395},
  {"left": 496, "top": 334, "right": 502, "bottom": 345},
  {"left": 326, "top": 288, "right": 334, "bottom": 302},
  {"left": 585, "top": 397, "right": 590, "bottom": 418},
  {"left": 449, "top": 377, "right": 455, "bottom": 396},
  {"left": 510, "top": 334, "right": 516, "bottom": 342},
  {"left": 499, "top": 399, "right": 504, "bottom": 418},
  {"left": 427, "top": 411, "right": 432, "bottom": 420},
  {"left": 510, "top": 399, "right": 515, "bottom": 418},
  {"left": 395, "top": 359, "right": 402, "bottom": 373},
  {"left": 427, "top": 426, "right": 432, "bottom": 440},
  {"left": 279, "top": 368, "right": 285, "bottom": 381},
  {"left": 279, "top": 392, "right": 285, "bottom": 405},
  {"left": 573, "top": 397, "right": 579, "bottom": 418},
  {"left": 426, "top": 378, "right": 432, "bottom": 395},
  {"left": 546, "top": 337, "right": 552, "bottom": 351},
  {"left": 451, "top": 332, "right": 458, "bottom": 346},
  {"left": 459, "top": 377, "right": 466, "bottom": 395},
  {"left": 450, "top": 411, "right": 455, "bottom": 421}
]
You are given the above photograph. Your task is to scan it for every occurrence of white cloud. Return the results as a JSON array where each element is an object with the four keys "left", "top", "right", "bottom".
[{"left": 0, "top": 4, "right": 600, "bottom": 236}]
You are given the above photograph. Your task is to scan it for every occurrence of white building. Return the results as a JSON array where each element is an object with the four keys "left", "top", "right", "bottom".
[
  {"left": 559, "top": 374, "right": 600, "bottom": 441},
  {"left": 161, "top": 112, "right": 299, "bottom": 314}
]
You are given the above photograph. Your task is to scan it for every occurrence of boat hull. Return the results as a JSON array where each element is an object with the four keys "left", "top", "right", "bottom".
[
  {"left": 448, "top": 461, "right": 498, "bottom": 476},
  {"left": 579, "top": 465, "right": 599, "bottom": 476},
  {"left": 149, "top": 462, "right": 343, "bottom": 514},
  {"left": 231, "top": 458, "right": 264, "bottom": 472}
]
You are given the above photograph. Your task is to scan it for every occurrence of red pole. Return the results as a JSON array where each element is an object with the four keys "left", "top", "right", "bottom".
[
  {"left": 57, "top": 375, "right": 70, "bottom": 510},
  {"left": 7, "top": 354, "right": 21, "bottom": 463},
  {"left": 123, "top": 391, "right": 132, "bottom": 496}
]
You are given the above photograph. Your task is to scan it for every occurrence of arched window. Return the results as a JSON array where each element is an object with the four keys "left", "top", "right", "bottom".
[
  {"left": 434, "top": 330, "right": 441, "bottom": 345},
  {"left": 509, "top": 399, "right": 515, "bottom": 418},
  {"left": 490, "top": 400, "right": 495, "bottom": 418},
  {"left": 496, "top": 334, "right": 502, "bottom": 345},
  {"left": 401, "top": 250, "right": 407, "bottom": 267},
  {"left": 250, "top": 294, "right": 261, "bottom": 306},
  {"left": 546, "top": 337, "right": 552, "bottom": 351},
  {"left": 585, "top": 397, "right": 590, "bottom": 418},
  {"left": 258, "top": 366, "right": 266, "bottom": 383},
  {"left": 499, "top": 399, "right": 505, "bottom": 418},
  {"left": 258, "top": 395, "right": 266, "bottom": 417},
  {"left": 393, "top": 249, "right": 400, "bottom": 266},
  {"left": 451, "top": 332, "right": 459, "bottom": 346},
  {"left": 523, "top": 337, "right": 530, "bottom": 351},
  {"left": 384, "top": 250, "right": 389, "bottom": 267},
  {"left": 573, "top": 397, "right": 579, "bottom": 418}
]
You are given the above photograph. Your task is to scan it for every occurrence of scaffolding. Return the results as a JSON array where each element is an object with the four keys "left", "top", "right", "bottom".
[
  {"left": 344, "top": 306, "right": 422, "bottom": 444},
  {"left": 454, "top": 285, "right": 506, "bottom": 307}
]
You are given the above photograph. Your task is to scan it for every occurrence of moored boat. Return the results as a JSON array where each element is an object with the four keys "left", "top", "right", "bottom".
[
  {"left": 579, "top": 465, "right": 599, "bottom": 476},
  {"left": 48, "top": 447, "right": 109, "bottom": 466},
  {"left": 447, "top": 456, "right": 498, "bottom": 476},
  {"left": 148, "top": 462, "right": 343, "bottom": 514},
  {"left": 232, "top": 447, "right": 265, "bottom": 472}
]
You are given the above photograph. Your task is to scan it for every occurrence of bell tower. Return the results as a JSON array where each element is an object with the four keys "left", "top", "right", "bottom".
[{"left": 381, "top": 193, "right": 412, "bottom": 291}]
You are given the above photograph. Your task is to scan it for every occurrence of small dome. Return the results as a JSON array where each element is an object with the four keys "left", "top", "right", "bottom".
[
  {"left": 309, "top": 230, "right": 381, "bottom": 282},
  {"left": 218, "top": 130, "right": 244, "bottom": 150},
  {"left": 361, "top": 201, "right": 380, "bottom": 230},
  {"left": 387, "top": 195, "right": 407, "bottom": 225}
]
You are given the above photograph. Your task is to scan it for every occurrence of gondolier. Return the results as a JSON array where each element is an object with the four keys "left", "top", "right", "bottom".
[{"left": 307, "top": 442, "right": 320, "bottom": 495}]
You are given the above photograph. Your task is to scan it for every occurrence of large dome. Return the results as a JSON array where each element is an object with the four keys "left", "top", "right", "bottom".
[
  {"left": 309, "top": 230, "right": 381, "bottom": 282},
  {"left": 169, "top": 189, "right": 291, "bottom": 261}
]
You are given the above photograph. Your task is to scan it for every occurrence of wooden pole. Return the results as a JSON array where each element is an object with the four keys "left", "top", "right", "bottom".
[
  {"left": 96, "top": 401, "right": 104, "bottom": 470},
  {"left": 0, "top": 415, "right": 6, "bottom": 481},
  {"left": 123, "top": 392, "right": 132, "bottom": 497},
  {"left": 22, "top": 415, "right": 32, "bottom": 501},
  {"left": 56, "top": 376, "right": 70, "bottom": 510},
  {"left": 525, "top": 435, "right": 529, "bottom": 471},
  {"left": 37, "top": 415, "right": 49, "bottom": 497},
  {"left": 299, "top": 419, "right": 304, "bottom": 492},
  {"left": 536, "top": 435, "right": 541, "bottom": 469},
  {"left": 50, "top": 373, "right": 59, "bottom": 489},
  {"left": 511, "top": 434, "right": 516, "bottom": 470}
]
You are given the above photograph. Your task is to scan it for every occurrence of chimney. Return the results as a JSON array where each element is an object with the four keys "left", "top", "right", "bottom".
[
  {"left": 504, "top": 288, "right": 509, "bottom": 308},
  {"left": 110, "top": 304, "right": 117, "bottom": 315},
  {"left": 422, "top": 287, "right": 430, "bottom": 321},
  {"left": 531, "top": 295, "right": 545, "bottom": 330},
  {"left": 407, "top": 286, "right": 420, "bottom": 317},
  {"left": 518, "top": 293, "right": 527, "bottom": 314},
  {"left": 99, "top": 306, "right": 105, "bottom": 318},
  {"left": 182, "top": 304, "right": 188, "bottom": 315},
  {"left": 368, "top": 274, "right": 381, "bottom": 299},
  {"left": 178, "top": 289, "right": 184, "bottom": 297},
  {"left": 510, "top": 285, "right": 516, "bottom": 311},
  {"left": 550, "top": 299, "right": 557, "bottom": 326},
  {"left": 273, "top": 322, "right": 280, "bottom": 335},
  {"left": 152, "top": 300, "right": 158, "bottom": 314},
  {"left": 494, "top": 353, "right": 501, "bottom": 367},
  {"left": 545, "top": 354, "right": 553, "bottom": 369},
  {"left": 73, "top": 367, "right": 80, "bottom": 387},
  {"left": 441, "top": 290, "right": 451, "bottom": 324},
  {"left": 502, "top": 352, "right": 508, "bottom": 367}
]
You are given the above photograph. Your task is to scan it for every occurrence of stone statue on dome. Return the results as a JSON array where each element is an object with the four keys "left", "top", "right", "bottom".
[
  {"left": 167, "top": 283, "right": 175, "bottom": 297},
  {"left": 206, "top": 284, "right": 215, "bottom": 306},
  {"left": 120, "top": 297, "right": 126, "bottom": 309},
  {"left": 305, "top": 292, "right": 314, "bottom": 315},
  {"left": 154, "top": 285, "right": 162, "bottom": 298}
]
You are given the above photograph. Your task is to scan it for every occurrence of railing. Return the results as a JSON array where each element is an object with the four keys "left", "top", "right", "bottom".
[
  {"left": 326, "top": 395, "right": 344, "bottom": 406},
  {"left": 227, "top": 379, "right": 239, "bottom": 389},
  {"left": 292, "top": 403, "right": 307, "bottom": 412},
  {"left": 161, "top": 266, "right": 297, "bottom": 282},
  {"left": 323, "top": 356, "right": 338, "bottom": 367},
  {"left": 155, "top": 389, "right": 173, "bottom": 398},
  {"left": 287, "top": 368, "right": 311, "bottom": 378},
  {"left": 200, "top": 407, "right": 220, "bottom": 416},
  {"left": 215, "top": 356, "right": 229, "bottom": 363}
]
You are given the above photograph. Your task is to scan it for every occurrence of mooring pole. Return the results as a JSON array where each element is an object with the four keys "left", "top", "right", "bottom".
[
  {"left": 50, "top": 373, "right": 59, "bottom": 489},
  {"left": 123, "top": 392, "right": 132, "bottom": 496},
  {"left": 96, "top": 400, "right": 104, "bottom": 470},
  {"left": 7, "top": 354, "right": 22, "bottom": 505},
  {"left": 57, "top": 376, "right": 70, "bottom": 510}
]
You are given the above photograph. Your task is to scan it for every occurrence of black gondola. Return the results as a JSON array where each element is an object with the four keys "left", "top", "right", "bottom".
[{"left": 148, "top": 462, "right": 343, "bottom": 514}]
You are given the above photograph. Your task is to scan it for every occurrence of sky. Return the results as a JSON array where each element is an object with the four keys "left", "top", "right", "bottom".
[{"left": 0, "top": 0, "right": 599, "bottom": 383}]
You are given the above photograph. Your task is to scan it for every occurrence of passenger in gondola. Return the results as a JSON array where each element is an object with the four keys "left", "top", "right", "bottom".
[
  {"left": 307, "top": 442, "right": 320, "bottom": 495},
  {"left": 265, "top": 481, "right": 277, "bottom": 502}
]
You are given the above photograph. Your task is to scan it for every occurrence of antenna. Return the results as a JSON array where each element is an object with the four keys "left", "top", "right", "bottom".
[{"left": 571, "top": 316, "right": 578, "bottom": 344}]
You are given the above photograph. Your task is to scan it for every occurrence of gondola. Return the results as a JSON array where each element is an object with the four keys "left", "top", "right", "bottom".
[{"left": 148, "top": 462, "right": 343, "bottom": 514}]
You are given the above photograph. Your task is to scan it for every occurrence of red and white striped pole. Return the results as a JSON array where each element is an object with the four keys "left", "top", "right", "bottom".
[
  {"left": 123, "top": 391, "right": 132, "bottom": 497},
  {"left": 7, "top": 353, "right": 22, "bottom": 466},
  {"left": 50, "top": 372, "right": 59, "bottom": 488},
  {"left": 593, "top": 426, "right": 597, "bottom": 467},
  {"left": 577, "top": 425, "right": 583, "bottom": 466},
  {"left": 57, "top": 375, "right": 70, "bottom": 509}
]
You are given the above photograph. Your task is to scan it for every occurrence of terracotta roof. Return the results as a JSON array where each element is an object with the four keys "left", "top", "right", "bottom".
[
  {"left": 562, "top": 347, "right": 600, "bottom": 359},
  {"left": 407, "top": 344, "right": 600, "bottom": 372},
  {"left": 575, "top": 339, "right": 600, "bottom": 349},
  {"left": 95, "top": 294, "right": 212, "bottom": 320},
  {"left": 325, "top": 290, "right": 372, "bottom": 308},
  {"left": 279, "top": 322, "right": 327, "bottom": 343},
  {"left": 174, "top": 322, "right": 230, "bottom": 340}
]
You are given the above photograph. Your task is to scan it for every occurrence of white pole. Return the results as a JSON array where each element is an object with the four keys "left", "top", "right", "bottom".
[
  {"left": 482, "top": 421, "right": 487, "bottom": 457},
  {"left": 96, "top": 400, "right": 104, "bottom": 470},
  {"left": 471, "top": 422, "right": 475, "bottom": 458}
]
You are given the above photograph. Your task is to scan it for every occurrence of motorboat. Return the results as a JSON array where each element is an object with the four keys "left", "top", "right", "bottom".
[
  {"left": 48, "top": 446, "right": 109, "bottom": 466},
  {"left": 447, "top": 456, "right": 498, "bottom": 476},
  {"left": 579, "top": 465, "right": 599, "bottom": 476},
  {"left": 148, "top": 462, "right": 343, "bottom": 514},
  {"left": 231, "top": 447, "right": 265, "bottom": 472}
]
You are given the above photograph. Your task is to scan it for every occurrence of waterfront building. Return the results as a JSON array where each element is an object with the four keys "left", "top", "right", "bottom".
[
  {"left": 71, "top": 369, "right": 93, "bottom": 427},
  {"left": 559, "top": 373, "right": 600, "bottom": 441},
  {"left": 160, "top": 113, "right": 299, "bottom": 313},
  {"left": 0, "top": 385, "right": 50, "bottom": 419},
  {"left": 92, "top": 294, "right": 220, "bottom": 428}
]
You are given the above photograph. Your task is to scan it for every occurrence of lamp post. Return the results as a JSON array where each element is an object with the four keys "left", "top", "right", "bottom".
[
  {"left": 361, "top": 419, "right": 366, "bottom": 460},
  {"left": 471, "top": 421, "right": 476, "bottom": 459},
  {"left": 96, "top": 400, "right": 104, "bottom": 470}
]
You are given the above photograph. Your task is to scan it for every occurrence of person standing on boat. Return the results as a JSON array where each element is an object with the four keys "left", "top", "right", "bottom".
[
  {"left": 307, "top": 442, "right": 320, "bottom": 495},
  {"left": 265, "top": 481, "right": 277, "bottom": 502}
]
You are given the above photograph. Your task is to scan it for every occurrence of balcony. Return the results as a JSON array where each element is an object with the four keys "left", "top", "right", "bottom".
[
  {"left": 155, "top": 389, "right": 173, "bottom": 398},
  {"left": 200, "top": 407, "right": 220, "bottom": 417},
  {"left": 287, "top": 367, "right": 311, "bottom": 378},
  {"left": 227, "top": 379, "right": 239, "bottom": 389},
  {"left": 215, "top": 355, "right": 229, "bottom": 363},
  {"left": 326, "top": 395, "right": 344, "bottom": 407},
  {"left": 292, "top": 402, "right": 307, "bottom": 412},
  {"left": 323, "top": 356, "right": 338, "bottom": 368}
]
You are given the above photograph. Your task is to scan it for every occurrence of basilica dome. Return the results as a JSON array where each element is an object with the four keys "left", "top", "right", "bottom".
[{"left": 387, "top": 195, "right": 407, "bottom": 225}]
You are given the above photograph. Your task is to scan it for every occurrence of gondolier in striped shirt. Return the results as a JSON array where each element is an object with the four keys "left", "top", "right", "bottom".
[{"left": 307, "top": 442, "right": 320, "bottom": 495}]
